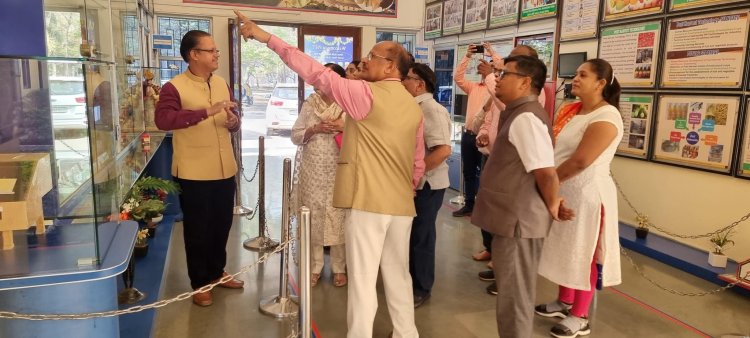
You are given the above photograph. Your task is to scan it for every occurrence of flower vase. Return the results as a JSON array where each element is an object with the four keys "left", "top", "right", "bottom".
[
  {"left": 635, "top": 227, "right": 649, "bottom": 239},
  {"left": 134, "top": 243, "right": 149, "bottom": 257},
  {"left": 145, "top": 214, "right": 163, "bottom": 238},
  {"left": 708, "top": 252, "right": 728, "bottom": 268}
]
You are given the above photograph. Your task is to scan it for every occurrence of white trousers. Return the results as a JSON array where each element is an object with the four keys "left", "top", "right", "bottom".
[
  {"left": 312, "top": 243, "right": 346, "bottom": 274},
  {"left": 345, "top": 209, "right": 418, "bottom": 338}
]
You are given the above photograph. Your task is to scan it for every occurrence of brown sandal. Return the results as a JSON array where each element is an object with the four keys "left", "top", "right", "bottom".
[
  {"left": 333, "top": 273, "right": 347, "bottom": 287},
  {"left": 311, "top": 273, "right": 321, "bottom": 287}
]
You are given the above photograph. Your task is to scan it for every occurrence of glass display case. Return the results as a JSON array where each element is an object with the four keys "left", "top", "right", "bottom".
[{"left": 0, "top": 57, "right": 165, "bottom": 279}]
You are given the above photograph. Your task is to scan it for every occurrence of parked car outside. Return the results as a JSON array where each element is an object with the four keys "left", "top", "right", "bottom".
[
  {"left": 265, "top": 83, "right": 298, "bottom": 135},
  {"left": 49, "top": 76, "right": 87, "bottom": 130}
]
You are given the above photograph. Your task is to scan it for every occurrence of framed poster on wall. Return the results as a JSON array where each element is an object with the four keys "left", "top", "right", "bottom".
[
  {"left": 443, "top": 0, "right": 466, "bottom": 35},
  {"left": 425, "top": 2, "right": 444, "bottom": 40},
  {"left": 738, "top": 98, "right": 750, "bottom": 178},
  {"left": 653, "top": 94, "right": 741, "bottom": 173},
  {"left": 670, "top": 0, "right": 746, "bottom": 12},
  {"left": 617, "top": 93, "right": 655, "bottom": 159},
  {"left": 489, "top": 0, "right": 519, "bottom": 28},
  {"left": 599, "top": 21, "right": 662, "bottom": 88},
  {"left": 186, "top": 0, "right": 398, "bottom": 17},
  {"left": 520, "top": 0, "right": 557, "bottom": 22},
  {"left": 516, "top": 33, "right": 555, "bottom": 79},
  {"left": 603, "top": 0, "right": 664, "bottom": 22},
  {"left": 464, "top": 0, "right": 490, "bottom": 32},
  {"left": 560, "top": 0, "right": 601, "bottom": 41},
  {"left": 661, "top": 9, "right": 750, "bottom": 89}
]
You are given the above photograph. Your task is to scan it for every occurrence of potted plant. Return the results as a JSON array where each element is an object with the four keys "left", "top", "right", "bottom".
[
  {"left": 134, "top": 228, "right": 150, "bottom": 258},
  {"left": 131, "top": 199, "right": 166, "bottom": 238},
  {"left": 635, "top": 214, "right": 649, "bottom": 239},
  {"left": 708, "top": 229, "right": 735, "bottom": 268}
]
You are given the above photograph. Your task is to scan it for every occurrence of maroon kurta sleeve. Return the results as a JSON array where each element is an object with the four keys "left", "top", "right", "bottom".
[{"left": 154, "top": 82, "right": 209, "bottom": 131}]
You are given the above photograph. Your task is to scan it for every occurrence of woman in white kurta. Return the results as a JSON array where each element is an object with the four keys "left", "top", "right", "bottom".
[
  {"left": 536, "top": 59, "right": 624, "bottom": 338},
  {"left": 291, "top": 63, "right": 347, "bottom": 287}
]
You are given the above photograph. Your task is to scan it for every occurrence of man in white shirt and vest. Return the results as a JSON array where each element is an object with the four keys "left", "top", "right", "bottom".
[{"left": 471, "top": 55, "right": 573, "bottom": 338}]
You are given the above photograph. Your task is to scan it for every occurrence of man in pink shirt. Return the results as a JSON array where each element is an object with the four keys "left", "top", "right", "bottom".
[
  {"left": 452, "top": 43, "right": 499, "bottom": 220},
  {"left": 236, "top": 11, "right": 425, "bottom": 338}
]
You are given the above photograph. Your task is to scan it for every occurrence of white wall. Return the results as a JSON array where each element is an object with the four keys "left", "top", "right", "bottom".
[{"left": 142, "top": 0, "right": 426, "bottom": 79}]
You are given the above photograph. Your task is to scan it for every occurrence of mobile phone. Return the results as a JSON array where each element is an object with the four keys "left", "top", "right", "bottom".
[{"left": 474, "top": 45, "right": 485, "bottom": 54}]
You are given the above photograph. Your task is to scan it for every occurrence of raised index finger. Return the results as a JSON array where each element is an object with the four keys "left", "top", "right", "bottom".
[{"left": 233, "top": 10, "right": 250, "bottom": 23}]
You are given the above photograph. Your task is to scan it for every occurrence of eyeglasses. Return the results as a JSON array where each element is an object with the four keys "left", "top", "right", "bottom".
[
  {"left": 365, "top": 52, "right": 393, "bottom": 62},
  {"left": 495, "top": 69, "right": 529, "bottom": 79},
  {"left": 403, "top": 75, "right": 422, "bottom": 82},
  {"left": 193, "top": 48, "right": 221, "bottom": 55}
]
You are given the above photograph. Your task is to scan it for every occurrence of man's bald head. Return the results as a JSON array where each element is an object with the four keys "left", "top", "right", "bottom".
[
  {"left": 379, "top": 41, "right": 412, "bottom": 78},
  {"left": 509, "top": 45, "right": 538, "bottom": 59}
]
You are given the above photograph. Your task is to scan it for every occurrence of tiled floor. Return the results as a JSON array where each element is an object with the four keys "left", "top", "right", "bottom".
[{"left": 152, "top": 157, "right": 750, "bottom": 338}]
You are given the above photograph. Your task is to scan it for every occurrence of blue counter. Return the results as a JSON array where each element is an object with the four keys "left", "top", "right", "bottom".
[{"left": 0, "top": 221, "right": 138, "bottom": 338}]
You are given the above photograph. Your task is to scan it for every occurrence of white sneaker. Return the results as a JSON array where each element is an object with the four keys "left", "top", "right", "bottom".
[{"left": 550, "top": 315, "right": 591, "bottom": 338}]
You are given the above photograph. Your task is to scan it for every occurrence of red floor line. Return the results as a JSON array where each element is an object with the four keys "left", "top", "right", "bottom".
[
  {"left": 288, "top": 274, "right": 323, "bottom": 338},
  {"left": 610, "top": 287, "right": 711, "bottom": 338}
]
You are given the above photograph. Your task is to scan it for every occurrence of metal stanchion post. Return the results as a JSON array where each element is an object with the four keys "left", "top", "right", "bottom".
[
  {"left": 450, "top": 125, "right": 466, "bottom": 205},
  {"left": 233, "top": 128, "right": 252, "bottom": 215},
  {"left": 298, "top": 206, "right": 311, "bottom": 338},
  {"left": 259, "top": 158, "right": 298, "bottom": 318},
  {"left": 244, "top": 136, "right": 279, "bottom": 250}
]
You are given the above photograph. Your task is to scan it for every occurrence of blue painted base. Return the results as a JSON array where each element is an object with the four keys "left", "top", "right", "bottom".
[
  {"left": 619, "top": 222, "right": 750, "bottom": 298},
  {"left": 118, "top": 216, "right": 176, "bottom": 338}
]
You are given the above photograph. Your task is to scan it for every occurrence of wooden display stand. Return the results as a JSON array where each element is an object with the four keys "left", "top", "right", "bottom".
[{"left": 0, "top": 153, "right": 53, "bottom": 250}]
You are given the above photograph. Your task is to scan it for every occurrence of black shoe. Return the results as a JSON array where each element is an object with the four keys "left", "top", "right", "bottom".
[
  {"left": 486, "top": 283, "right": 497, "bottom": 295},
  {"left": 478, "top": 270, "right": 495, "bottom": 281},
  {"left": 452, "top": 205, "right": 473, "bottom": 217},
  {"left": 414, "top": 293, "right": 430, "bottom": 308}
]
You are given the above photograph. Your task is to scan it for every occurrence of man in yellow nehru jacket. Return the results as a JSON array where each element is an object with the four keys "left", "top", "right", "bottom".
[{"left": 155, "top": 30, "right": 245, "bottom": 307}]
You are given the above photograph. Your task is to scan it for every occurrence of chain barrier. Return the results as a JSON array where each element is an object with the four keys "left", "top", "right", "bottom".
[
  {"left": 612, "top": 173, "right": 750, "bottom": 239},
  {"left": 0, "top": 239, "right": 292, "bottom": 321},
  {"left": 621, "top": 248, "right": 749, "bottom": 296},
  {"left": 241, "top": 158, "right": 261, "bottom": 183}
]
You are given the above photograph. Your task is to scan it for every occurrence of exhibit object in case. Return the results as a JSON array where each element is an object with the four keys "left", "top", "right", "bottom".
[
  {"left": 0, "top": 153, "right": 52, "bottom": 250},
  {"left": 652, "top": 94, "right": 741, "bottom": 173}
]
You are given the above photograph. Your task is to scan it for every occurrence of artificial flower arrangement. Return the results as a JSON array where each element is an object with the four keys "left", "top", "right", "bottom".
[{"left": 119, "top": 176, "right": 179, "bottom": 221}]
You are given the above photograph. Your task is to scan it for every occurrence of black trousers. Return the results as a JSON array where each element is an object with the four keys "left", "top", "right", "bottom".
[
  {"left": 460, "top": 131, "right": 483, "bottom": 208},
  {"left": 409, "top": 182, "right": 446, "bottom": 297},
  {"left": 176, "top": 176, "right": 236, "bottom": 289},
  {"left": 479, "top": 155, "right": 492, "bottom": 253}
]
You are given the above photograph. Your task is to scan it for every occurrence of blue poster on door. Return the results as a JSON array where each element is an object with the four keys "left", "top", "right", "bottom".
[
  {"left": 304, "top": 35, "right": 354, "bottom": 69},
  {"left": 0, "top": 0, "right": 46, "bottom": 57}
]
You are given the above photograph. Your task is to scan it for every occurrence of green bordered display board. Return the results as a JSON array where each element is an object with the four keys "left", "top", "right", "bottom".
[
  {"left": 520, "top": 0, "right": 557, "bottom": 22},
  {"left": 443, "top": 0, "right": 466, "bottom": 36},
  {"left": 464, "top": 0, "right": 490, "bottom": 32},
  {"left": 661, "top": 9, "right": 750, "bottom": 89},
  {"left": 737, "top": 98, "right": 750, "bottom": 178},
  {"left": 489, "top": 0, "right": 519, "bottom": 28},
  {"left": 599, "top": 21, "right": 662, "bottom": 88},
  {"left": 652, "top": 94, "right": 741, "bottom": 173},
  {"left": 617, "top": 93, "right": 655, "bottom": 159},
  {"left": 603, "top": 0, "right": 664, "bottom": 22},
  {"left": 670, "top": 0, "right": 747, "bottom": 12},
  {"left": 560, "top": 0, "right": 601, "bottom": 41},
  {"left": 425, "top": 2, "right": 443, "bottom": 40}
]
